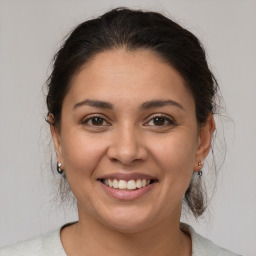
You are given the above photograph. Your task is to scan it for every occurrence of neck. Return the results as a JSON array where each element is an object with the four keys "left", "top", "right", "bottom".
[{"left": 61, "top": 211, "right": 191, "bottom": 256}]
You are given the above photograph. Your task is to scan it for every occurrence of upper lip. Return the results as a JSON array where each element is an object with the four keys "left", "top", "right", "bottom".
[{"left": 97, "top": 172, "right": 158, "bottom": 181}]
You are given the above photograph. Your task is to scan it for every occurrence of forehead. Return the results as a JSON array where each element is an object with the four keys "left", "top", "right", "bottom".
[{"left": 65, "top": 48, "right": 195, "bottom": 110}]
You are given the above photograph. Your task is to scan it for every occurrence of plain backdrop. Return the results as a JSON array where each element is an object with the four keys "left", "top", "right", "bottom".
[{"left": 0, "top": 1, "right": 255, "bottom": 255}]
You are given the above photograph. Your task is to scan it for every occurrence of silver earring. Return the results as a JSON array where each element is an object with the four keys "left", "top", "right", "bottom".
[{"left": 57, "top": 162, "right": 64, "bottom": 174}]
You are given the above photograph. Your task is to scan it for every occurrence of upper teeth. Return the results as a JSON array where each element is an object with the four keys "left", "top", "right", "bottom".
[{"left": 103, "top": 179, "right": 150, "bottom": 190}]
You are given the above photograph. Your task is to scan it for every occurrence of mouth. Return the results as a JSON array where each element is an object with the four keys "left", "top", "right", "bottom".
[
  {"left": 98, "top": 178, "right": 157, "bottom": 190},
  {"left": 97, "top": 174, "right": 158, "bottom": 200}
]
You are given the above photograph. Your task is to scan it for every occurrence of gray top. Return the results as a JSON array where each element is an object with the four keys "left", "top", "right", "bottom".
[{"left": 0, "top": 223, "right": 240, "bottom": 256}]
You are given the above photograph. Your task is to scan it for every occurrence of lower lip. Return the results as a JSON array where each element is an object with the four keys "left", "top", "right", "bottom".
[{"left": 99, "top": 181, "right": 156, "bottom": 200}]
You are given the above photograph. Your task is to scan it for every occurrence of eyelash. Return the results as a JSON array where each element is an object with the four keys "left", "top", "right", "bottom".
[
  {"left": 82, "top": 113, "right": 175, "bottom": 128},
  {"left": 145, "top": 114, "right": 175, "bottom": 127},
  {"left": 82, "top": 114, "right": 110, "bottom": 127}
]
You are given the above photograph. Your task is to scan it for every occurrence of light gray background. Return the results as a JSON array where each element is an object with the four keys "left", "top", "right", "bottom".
[{"left": 0, "top": 1, "right": 255, "bottom": 255}]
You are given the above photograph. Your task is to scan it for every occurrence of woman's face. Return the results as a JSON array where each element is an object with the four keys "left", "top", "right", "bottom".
[{"left": 52, "top": 49, "right": 213, "bottom": 232}]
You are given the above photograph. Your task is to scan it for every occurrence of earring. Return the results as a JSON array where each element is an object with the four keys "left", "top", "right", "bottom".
[
  {"left": 57, "top": 162, "right": 64, "bottom": 174},
  {"left": 198, "top": 160, "right": 204, "bottom": 168},
  {"left": 197, "top": 160, "right": 204, "bottom": 176}
]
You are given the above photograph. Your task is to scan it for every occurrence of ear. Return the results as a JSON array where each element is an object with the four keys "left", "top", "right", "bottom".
[
  {"left": 194, "top": 114, "right": 215, "bottom": 171},
  {"left": 49, "top": 118, "right": 64, "bottom": 167}
]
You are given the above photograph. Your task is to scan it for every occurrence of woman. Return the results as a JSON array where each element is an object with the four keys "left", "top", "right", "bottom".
[{"left": 0, "top": 7, "right": 240, "bottom": 256}]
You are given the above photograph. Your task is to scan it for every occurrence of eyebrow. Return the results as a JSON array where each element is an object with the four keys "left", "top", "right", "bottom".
[
  {"left": 73, "top": 99, "right": 184, "bottom": 111},
  {"left": 73, "top": 99, "right": 113, "bottom": 110},
  {"left": 140, "top": 100, "right": 184, "bottom": 110}
]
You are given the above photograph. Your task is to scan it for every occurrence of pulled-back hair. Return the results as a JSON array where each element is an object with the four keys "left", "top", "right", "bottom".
[{"left": 46, "top": 7, "right": 219, "bottom": 217}]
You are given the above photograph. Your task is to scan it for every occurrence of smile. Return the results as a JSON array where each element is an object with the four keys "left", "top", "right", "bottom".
[
  {"left": 102, "top": 179, "right": 151, "bottom": 190},
  {"left": 97, "top": 173, "right": 158, "bottom": 200}
]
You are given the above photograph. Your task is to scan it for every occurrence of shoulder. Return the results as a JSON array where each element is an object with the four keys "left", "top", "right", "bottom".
[
  {"left": 180, "top": 223, "right": 241, "bottom": 256},
  {"left": 0, "top": 229, "right": 66, "bottom": 256}
]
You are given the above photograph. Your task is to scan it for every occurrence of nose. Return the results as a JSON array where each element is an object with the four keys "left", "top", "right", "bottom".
[{"left": 106, "top": 124, "right": 147, "bottom": 165}]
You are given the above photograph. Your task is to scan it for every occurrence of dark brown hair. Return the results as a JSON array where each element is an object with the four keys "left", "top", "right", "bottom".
[{"left": 46, "top": 7, "right": 219, "bottom": 217}]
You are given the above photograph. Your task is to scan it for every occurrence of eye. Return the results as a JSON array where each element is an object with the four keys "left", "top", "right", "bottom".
[
  {"left": 145, "top": 114, "right": 175, "bottom": 127},
  {"left": 82, "top": 116, "right": 109, "bottom": 126}
]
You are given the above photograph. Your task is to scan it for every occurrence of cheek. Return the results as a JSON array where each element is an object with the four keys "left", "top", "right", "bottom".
[
  {"left": 60, "top": 129, "right": 107, "bottom": 180},
  {"left": 150, "top": 130, "right": 197, "bottom": 179}
]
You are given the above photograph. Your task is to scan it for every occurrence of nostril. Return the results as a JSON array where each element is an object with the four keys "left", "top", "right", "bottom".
[{"left": 106, "top": 140, "right": 148, "bottom": 165}]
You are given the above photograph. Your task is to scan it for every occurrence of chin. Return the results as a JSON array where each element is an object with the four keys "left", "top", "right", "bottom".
[
  {"left": 97, "top": 207, "right": 156, "bottom": 234},
  {"left": 104, "top": 219, "right": 151, "bottom": 234}
]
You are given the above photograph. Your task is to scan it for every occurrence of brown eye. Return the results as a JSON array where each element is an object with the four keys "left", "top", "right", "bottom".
[
  {"left": 153, "top": 117, "right": 165, "bottom": 126},
  {"left": 83, "top": 116, "right": 109, "bottom": 126},
  {"left": 145, "top": 115, "right": 175, "bottom": 127},
  {"left": 91, "top": 117, "right": 104, "bottom": 126}
]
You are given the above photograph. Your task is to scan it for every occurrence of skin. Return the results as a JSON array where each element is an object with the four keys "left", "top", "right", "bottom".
[{"left": 51, "top": 48, "right": 215, "bottom": 256}]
